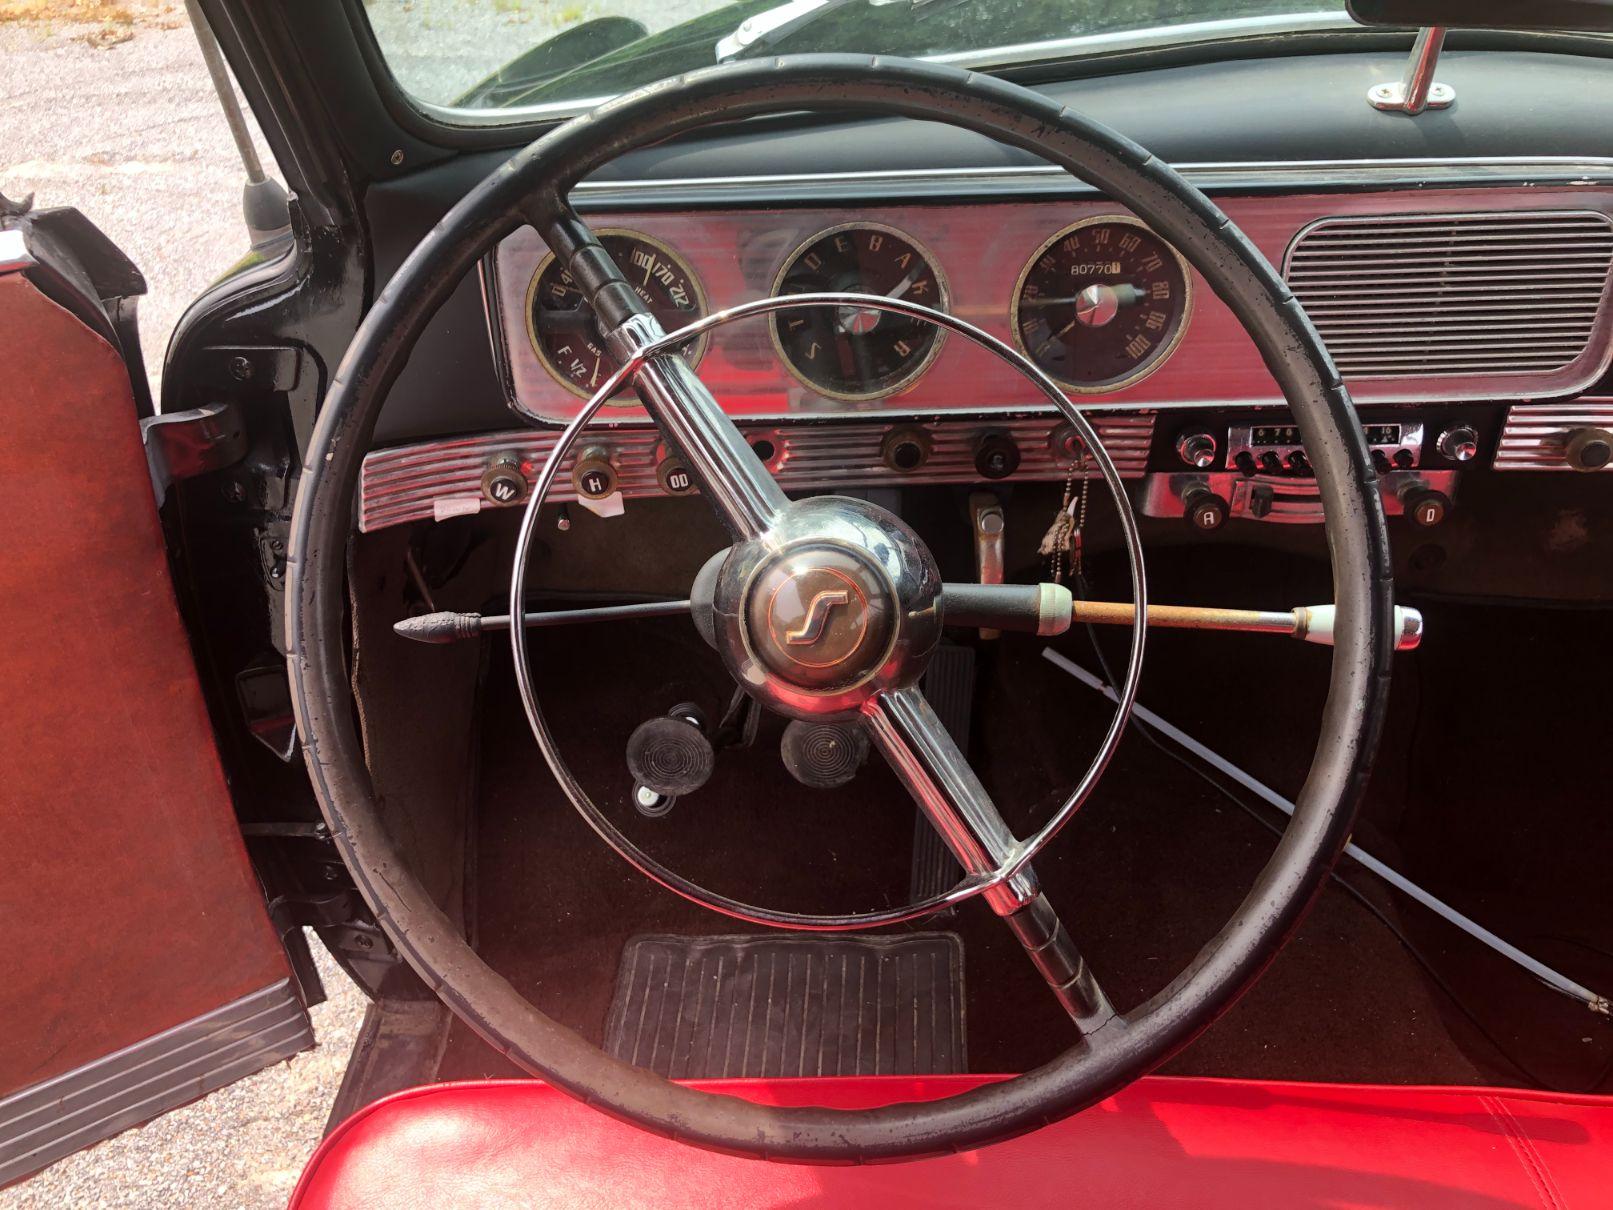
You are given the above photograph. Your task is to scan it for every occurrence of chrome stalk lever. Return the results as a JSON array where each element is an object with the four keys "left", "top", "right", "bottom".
[{"left": 940, "top": 583, "right": 1423, "bottom": 651}]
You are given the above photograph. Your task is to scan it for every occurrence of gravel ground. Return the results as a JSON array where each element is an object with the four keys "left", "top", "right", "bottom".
[
  {"left": 1, "top": 9, "right": 366, "bottom": 1208},
  {"left": 0, "top": 9, "right": 280, "bottom": 403},
  {"left": 1, "top": 3, "right": 725, "bottom": 1203}
]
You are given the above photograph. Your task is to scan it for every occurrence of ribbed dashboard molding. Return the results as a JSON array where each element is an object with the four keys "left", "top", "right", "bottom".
[
  {"left": 1284, "top": 210, "right": 1613, "bottom": 380},
  {"left": 358, "top": 415, "right": 1155, "bottom": 532},
  {"left": 0, "top": 980, "right": 312, "bottom": 1187},
  {"left": 1495, "top": 398, "right": 1613, "bottom": 471}
]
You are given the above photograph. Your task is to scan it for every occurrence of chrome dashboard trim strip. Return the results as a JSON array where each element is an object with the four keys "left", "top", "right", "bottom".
[
  {"left": 563, "top": 158, "right": 1613, "bottom": 207},
  {"left": 358, "top": 413, "right": 1156, "bottom": 533}
]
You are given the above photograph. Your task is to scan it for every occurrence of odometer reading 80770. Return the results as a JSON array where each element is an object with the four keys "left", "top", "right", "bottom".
[
  {"left": 525, "top": 229, "right": 707, "bottom": 399},
  {"left": 1012, "top": 216, "right": 1192, "bottom": 393}
]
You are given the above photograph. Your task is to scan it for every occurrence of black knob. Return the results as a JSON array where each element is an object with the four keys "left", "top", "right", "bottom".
[
  {"left": 656, "top": 456, "right": 695, "bottom": 496},
  {"left": 1259, "top": 451, "right": 1283, "bottom": 475},
  {"left": 974, "top": 432, "right": 1020, "bottom": 480},
  {"left": 1234, "top": 451, "right": 1258, "bottom": 478},
  {"left": 781, "top": 720, "right": 870, "bottom": 790},
  {"left": 1285, "top": 449, "right": 1310, "bottom": 475},
  {"left": 1566, "top": 427, "right": 1613, "bottom": 472},
  {"left": 1371, "top": 449, "right": 1392, "bottom": 475},
  {"left": 480, "top": 454, "right": 528, "bottom": 505},
  {"left": 881, "top": 426, "right": 932, "bottom": 473},
  {"left": 1183, "top": 487, "right": 1229, "bottom": 532},
  {"left": 1401, "top": 487, "right": 1451, "bottom": 528},
  {"left": 1392, "top": 449, "right": 1415, "bottom": 471},
  {"left": 627, "top": 706, "right": 714, "bottom": 799},
  {"left": 572, "top": 446, "right": 618, "bottom": 500}
]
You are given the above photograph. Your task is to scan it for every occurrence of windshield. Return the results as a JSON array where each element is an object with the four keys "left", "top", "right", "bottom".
[{"left": 361, "top": 1, "right": 1352, "bottom": 119}]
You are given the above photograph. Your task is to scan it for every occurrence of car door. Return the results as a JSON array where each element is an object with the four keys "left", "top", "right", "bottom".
[{"left": 0, "top": 201, "right": 311, "bottom": 1188}]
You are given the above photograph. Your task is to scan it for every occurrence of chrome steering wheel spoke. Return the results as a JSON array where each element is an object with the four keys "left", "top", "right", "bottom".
[
  {"left": 863, "top": 684, "right": 1118, "bottom": 1032},
  {"left": 862, "top": 685, "right": 1035, "bottom": 914},
  {"left": 528, "top": 203, "right": 787, "bottom": 541}
]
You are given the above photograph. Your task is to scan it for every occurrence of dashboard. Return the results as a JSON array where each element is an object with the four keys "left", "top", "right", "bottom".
[{"left": 355, "top": 51, "right": 1613, "bottom": 539}]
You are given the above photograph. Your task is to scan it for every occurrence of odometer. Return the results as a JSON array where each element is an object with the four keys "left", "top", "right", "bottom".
[
  {"left": 771, "top": 222, "right": 948, "bottom": 401},
  {"left": 1012, "top": 216, "right": 1192, "bottom": 393},
  {"left": 526, "top": 230, "right": 706, "bottom": 398}
]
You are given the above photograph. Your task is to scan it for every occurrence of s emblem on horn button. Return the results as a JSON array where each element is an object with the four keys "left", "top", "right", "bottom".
[
  {"left": 785, "top": 589, "right": 851, "bottom": 645},
  {"left": 745, "top": 546, "right": 896, "bottom": 692}
]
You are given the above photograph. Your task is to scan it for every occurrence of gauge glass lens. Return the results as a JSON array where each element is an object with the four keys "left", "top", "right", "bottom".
[
  {"left": 527, "top": 231, "right": 706, "bottom": 398},
  {"left": 772, "top": 224, "right": 947, "bottom": 401},
  {"left": 1013, "top": 218, "right": 1191, "bottom": 392}
]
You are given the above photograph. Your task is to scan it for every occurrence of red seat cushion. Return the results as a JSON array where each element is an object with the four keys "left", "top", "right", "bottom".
[{"left": 291, "top": 1074, "right": 1613, "bottom": 1208}]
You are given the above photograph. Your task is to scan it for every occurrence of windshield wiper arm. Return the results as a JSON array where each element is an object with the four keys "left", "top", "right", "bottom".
[{"left": 716, "top": 0, "right": 954, "bottom": 63}]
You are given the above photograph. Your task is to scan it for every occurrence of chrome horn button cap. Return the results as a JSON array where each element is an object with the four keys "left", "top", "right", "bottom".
[{"left": 705, "top": 496, "right": 943, "bottom": 719}]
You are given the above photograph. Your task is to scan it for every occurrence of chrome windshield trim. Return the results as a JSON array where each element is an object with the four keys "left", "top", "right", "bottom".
[
  {"left": 403, "top": 11, "right": 1361, "bottom": 128},
  {"left": 558, "top": 157, "right": 1613, "bottom": 205},
  {"left": 923, "top": 12, "right": 1358, "bottom": 70}
]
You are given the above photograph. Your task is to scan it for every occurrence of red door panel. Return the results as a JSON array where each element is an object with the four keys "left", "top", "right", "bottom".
[{"left": 0, "top": 252, "right": 309, "bottom": 1185}]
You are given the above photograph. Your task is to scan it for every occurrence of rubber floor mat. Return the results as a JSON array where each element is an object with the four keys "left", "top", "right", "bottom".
[{"left": 605, "top": 933, "right": 966, "bottom": 1079}]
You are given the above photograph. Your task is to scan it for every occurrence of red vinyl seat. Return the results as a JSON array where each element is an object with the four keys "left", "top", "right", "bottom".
[{"left": 291, "top": 1074, "right": 1613, "bottom": 1208}]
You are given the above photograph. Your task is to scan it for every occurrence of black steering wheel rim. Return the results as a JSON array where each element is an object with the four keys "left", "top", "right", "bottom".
[{"left": 287, "top": 54, "right": 1394, "bottom": 1161}]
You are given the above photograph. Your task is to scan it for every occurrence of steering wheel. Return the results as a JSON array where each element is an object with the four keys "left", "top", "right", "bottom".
[{"left": 288, "top": 55, "right": 1394, "bottom": 1161}]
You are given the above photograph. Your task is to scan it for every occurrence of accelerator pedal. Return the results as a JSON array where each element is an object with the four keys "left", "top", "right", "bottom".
[
  {"left": 605, "top": 933, "right": 965, "bottom": 1079},
  {"left": 910, "top": 642, "right": 974, "bottom": 906}
]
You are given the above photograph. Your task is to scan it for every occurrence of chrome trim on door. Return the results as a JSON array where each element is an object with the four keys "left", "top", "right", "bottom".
[
  {"left": 0, "top": 980, "right": 312, "bottom": 1186},
  {"left": 0, "top": 230, "right": 34, "bottom": 276}
]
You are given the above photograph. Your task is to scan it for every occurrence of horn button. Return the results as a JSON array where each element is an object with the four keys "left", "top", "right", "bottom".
[
  {"left": 695, "top": 497, "right": 942, "bottom": 717},
  {"left": 746, "top": 547, "right": 896, "bottom": 691}
]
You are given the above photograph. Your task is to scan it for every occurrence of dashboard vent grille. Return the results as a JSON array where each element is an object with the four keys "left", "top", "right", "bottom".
[{"left": 1285, "top": 211, "right": 1613, "bottom": 379}]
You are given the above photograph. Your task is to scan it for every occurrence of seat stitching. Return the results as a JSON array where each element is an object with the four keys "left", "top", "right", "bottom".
[
  {"left": 1483, "top": 1093, "right": 1562, "bottom": 1210},
  {"left": 1493, "top": 1095, "right": 1570, "bottom": 1210}
]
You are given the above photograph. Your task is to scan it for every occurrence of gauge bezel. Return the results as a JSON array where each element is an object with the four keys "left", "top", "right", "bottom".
[
  {"left": 1010, "top": 214, "right": 1195, "bottom": 395},
  {"left": 768, "top": 220, "right": 951, "bottom": 404},
  {"left": 525, "top": 227, "right": 711, "bottom": 401}
]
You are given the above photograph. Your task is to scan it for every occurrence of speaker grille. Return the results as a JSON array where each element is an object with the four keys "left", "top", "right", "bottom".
[{"left": 1285, "top": 211, "right": 1613, "bottom": 379}]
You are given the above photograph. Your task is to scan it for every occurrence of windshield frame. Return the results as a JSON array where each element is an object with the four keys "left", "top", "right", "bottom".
[{"left": 354, "top": 8, "right": 1363, "bottom": 131}]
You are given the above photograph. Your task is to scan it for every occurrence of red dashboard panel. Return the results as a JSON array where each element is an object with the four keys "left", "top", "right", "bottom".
[{"left": 487, "top": 184, "right": 1613, "bottom": 424}]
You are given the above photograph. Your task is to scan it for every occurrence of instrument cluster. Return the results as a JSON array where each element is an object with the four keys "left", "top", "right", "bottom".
[{"left": 485, "top": 201, "right": 1211, "bottom": 426}]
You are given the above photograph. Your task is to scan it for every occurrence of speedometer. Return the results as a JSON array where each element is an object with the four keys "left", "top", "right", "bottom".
[
  {"left": 1012, "top": 216, "right": 1192, "bottom": 393},
  {"left": 526, "top": 229, "right": 707, "bottom": 399},
  {"left": 771, "top": 222, "right": 948, "bottom": 402}
]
